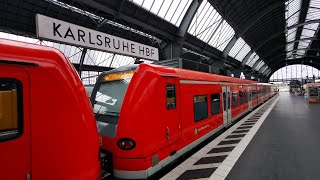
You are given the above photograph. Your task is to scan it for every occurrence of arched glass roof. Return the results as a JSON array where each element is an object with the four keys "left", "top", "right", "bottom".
[
  {"left": 130, "top": 0, "right": 193, "bottom": 26},
  {"left": 270, "top": 65, "right": 320, "bottom": 81},
  {"left": 285, "top": 0, "right": 320, "bottom": 60}
]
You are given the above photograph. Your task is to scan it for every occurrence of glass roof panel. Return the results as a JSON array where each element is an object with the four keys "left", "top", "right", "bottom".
[
  {"left": 228, "top": 38, "right": 252, "bottom": 61},
  {"left": 246, "top": 52, "right": 260, "bottom": 67},
  {"left": 306, "top": 0, "right": 320, "bottom": 21},
  {"left": 131, "top": 0, "right": 192, "bottom": 26},
  {"left": 187, "top": 0, "right": 235, "bottom": 51},
  {"left": 286, "top": 0, "right": 302, "bottom": 27},
  {"left": 255, "top": 61, "right": 265, "bottom": 71},
  {"left": 235, "top": 43, "right": 251, "bottom": 61},
  {"left": 208, "top": 20, "right": 235, "bottom": 51},
  {"left": 270, "top": 65, "right": 320, "bottom": 81},
  {"left": 81, "top": 71, "right": 101, "bottom": 85},
  {"left": 285, "top": 0, "right": 302, "bottom": 59}
]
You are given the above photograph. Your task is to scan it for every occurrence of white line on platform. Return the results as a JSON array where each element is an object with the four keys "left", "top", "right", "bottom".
[
  {"left": 208, "top": 95, "right": 280, "bottom": 180},
  {"left": 161, "top": 95, "right": 279, "bottom": 180}
]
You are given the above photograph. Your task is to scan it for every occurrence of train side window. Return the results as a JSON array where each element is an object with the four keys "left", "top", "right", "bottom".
[
  {"left": 244, "top": 91, "right": 248, "bottom": 103},
  {"left": 210, "top": 94, "right": 220, "bottom": 115},
  {"left": 194, "top": 95, "right": 208, "bottom": 122},
  {"left": 252, "top": 90, "right": 256, "bottom": 99},
  {"left": 239, "top": 91, "right": 244, "bottom": 104},
  {"left": 0, "top": 79, "right": 23, "bottom": 142},
  {"left": 166, "top": 84, "right": 176, "bottom": 110},
  {"left": 232, "top": 92, "right": 238, "bottom": 107}
]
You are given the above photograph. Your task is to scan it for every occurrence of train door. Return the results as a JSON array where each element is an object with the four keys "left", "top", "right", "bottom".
[
  {"left": 248, "top": 86, "right": 252, "bottom": 110},
  {"left": 0, "top": 66, "right": 31, "bottom": 180},
  {"left": 165, "top": 78, "right": 181, "bottom": 144},
  {"left": 222, "top": 86, "right": 232, "bottom": 126}
]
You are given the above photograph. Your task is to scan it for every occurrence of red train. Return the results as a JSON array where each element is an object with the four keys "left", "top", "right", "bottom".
[
  {"left": 0, "top": 39, "right": 100, "bottom": 180},
  {"left": 91, "top": 63, "right": 276, "bottom": 179}
]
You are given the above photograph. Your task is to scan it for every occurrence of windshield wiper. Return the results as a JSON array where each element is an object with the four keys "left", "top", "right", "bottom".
[
  {"left": 105, "top": 111, "right": 120, "bottom": 116},
  {"left": 95, "top": 111, "right": 119, "bottom": 118}
]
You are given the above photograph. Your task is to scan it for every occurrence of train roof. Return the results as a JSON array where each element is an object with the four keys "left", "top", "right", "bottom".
[
  {"left": 0, "top": 38, "right": 68, "bottom": 67},
  {"left": 139, "top": 64, "right": 258, "bottom": 85},
  {"left": 305, "top": 82, "right": 320, "bottom": 87}
]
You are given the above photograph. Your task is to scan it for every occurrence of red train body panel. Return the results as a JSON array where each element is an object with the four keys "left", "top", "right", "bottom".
[
  {"left": 91, "top": 64, "right": 276, "bottom": 179},
  {"left": 0, "top": 39, "right": 100, "bottom": 180}
]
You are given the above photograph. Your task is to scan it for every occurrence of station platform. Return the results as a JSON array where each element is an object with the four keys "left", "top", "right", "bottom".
[{"left": 161, "top": 93, "right": 320, "bottom": 180}]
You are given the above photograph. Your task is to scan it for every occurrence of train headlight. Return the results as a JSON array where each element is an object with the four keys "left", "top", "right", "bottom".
[{"left": 117, "top": 138, "right": 136, "bottom": 150}]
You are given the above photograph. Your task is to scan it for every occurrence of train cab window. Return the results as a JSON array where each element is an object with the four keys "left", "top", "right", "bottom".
[
  {"left": 0, "top": 79, "right": 22, "bottom": 141},
  {"left": 194, "top": 95, "right": 208, "bottom": 122},
  {"left": 166, "top": 84, "right": 176, "bottom": 110},
  {"left": 211, "top": 94, "right": 220, "bottom": 115},
  {"left": 232, "top": 92, "right": 238, "bottom": 107},
  {"left": 309, "top": 87, "right": 319, "bottom": 96}
]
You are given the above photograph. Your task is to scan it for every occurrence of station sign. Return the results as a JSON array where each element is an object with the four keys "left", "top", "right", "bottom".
[{"left": 35, "top": 14, "right": 159, "bottom": 61}]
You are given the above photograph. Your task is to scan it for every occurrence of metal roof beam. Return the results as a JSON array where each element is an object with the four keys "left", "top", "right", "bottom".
[
  {"left": 264, "top": 68, "right": 271, "bottom": 75},
  {"left": 293, "top": 0, "right": 311, "bottom": 50},
  {"left": 71, "top": 0, "right": 175, "bottom": 40},
  {"left": 258, "top": 64, "right": 267, "bottom": 73},
  {"left": 287, "top": 19, "right": 320, "bottom": 31},
  {"left": 241, "top": 50, "right": 253, "bottom": 66},
  {"left": 73, "top": 63, "right": 113, "bottom": 72},
  {"left": 222, "top": 35, "right": 238, "bottom": 59},
  {"left": 265, "top": 48, "right": 320, "bottom": 64},
  {"left": 238, "top": 1, "right": 283, "bottom": 36},
  {"left": 177, "top": 0, "right": 203, "bottom": 38},
  {"left": 252, "top": 60, "right": 262, "bottom": 70}
]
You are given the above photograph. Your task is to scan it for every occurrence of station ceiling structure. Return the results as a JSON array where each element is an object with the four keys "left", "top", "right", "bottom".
[{"left": 1, "top": 0, "right": 320, "bottom": 82}]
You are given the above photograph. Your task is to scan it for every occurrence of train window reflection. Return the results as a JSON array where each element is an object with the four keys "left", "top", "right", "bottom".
[
  {"left": 232, "top": 92, "right": 238, "bottom": 107},
  {"left": 93, "top": 78, "right": 131, "bottom": 117},
  {"left": 211, "top": 94, "right": 220, "bottom": 115},
  {"left": 194, "top": 95, "right": 208, "bottom": 122}
]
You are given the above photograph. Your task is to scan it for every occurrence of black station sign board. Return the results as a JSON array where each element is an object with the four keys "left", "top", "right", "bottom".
[{"left": 35, "top": 14, "right": 159, "bottom": 61}]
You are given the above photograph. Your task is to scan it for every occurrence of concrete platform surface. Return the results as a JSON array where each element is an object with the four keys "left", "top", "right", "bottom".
[{"left": 226, "top": 92, "right": 320, "bottom": 180}]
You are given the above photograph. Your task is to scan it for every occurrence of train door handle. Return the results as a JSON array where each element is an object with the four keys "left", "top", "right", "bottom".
[{"left": 166, "top": 127, "right": 170, "bottom": 140}]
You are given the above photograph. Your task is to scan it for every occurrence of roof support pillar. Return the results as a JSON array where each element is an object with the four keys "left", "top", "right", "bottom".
[
  {"left": 210, "top": 60, "right": 225, "bottom": 74},
  {"left": 222, "top": 35, "right": 238, "bottom": 59},
  {"left": 231, "top": 68, "right": 242, "bottom": 78},
  {"left": 262, "top": 67, "right": 269, "bottom": 74},
  {"left": 258, "top": 64, "right": 267, "bottom": 73},
  {"left": 177, "top": 0, "right": 203, "bottom": 38},
  {"left": 78, "top": 49, "right": 87, "bottom": 77},
  {"left": 252, "top": 60, "right": 262, "bottom": 70},
  {"left": 77, "top": 19, "right": 110, "bottom": 76},
  {"left": 163, "top": 0, "right": 203, "bottom": 60},
  {"left": 264, "top": 69, "right": 271, "bottom": 76},
  {"left": 241, "top": 51, "right": 253, "bottom": 66}
]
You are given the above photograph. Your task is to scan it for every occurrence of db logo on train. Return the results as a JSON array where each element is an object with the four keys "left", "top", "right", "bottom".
[{"left": 194, "top": 128, "right": 198, "bottom": 135}]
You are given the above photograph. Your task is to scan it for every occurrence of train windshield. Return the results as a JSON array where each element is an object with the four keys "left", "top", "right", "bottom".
[
  {"left": 309, "top": 87, "right": 319, "bottom": 96},
  {"left": 93, "top": 78, "right": 131, "bottom": 117}
]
